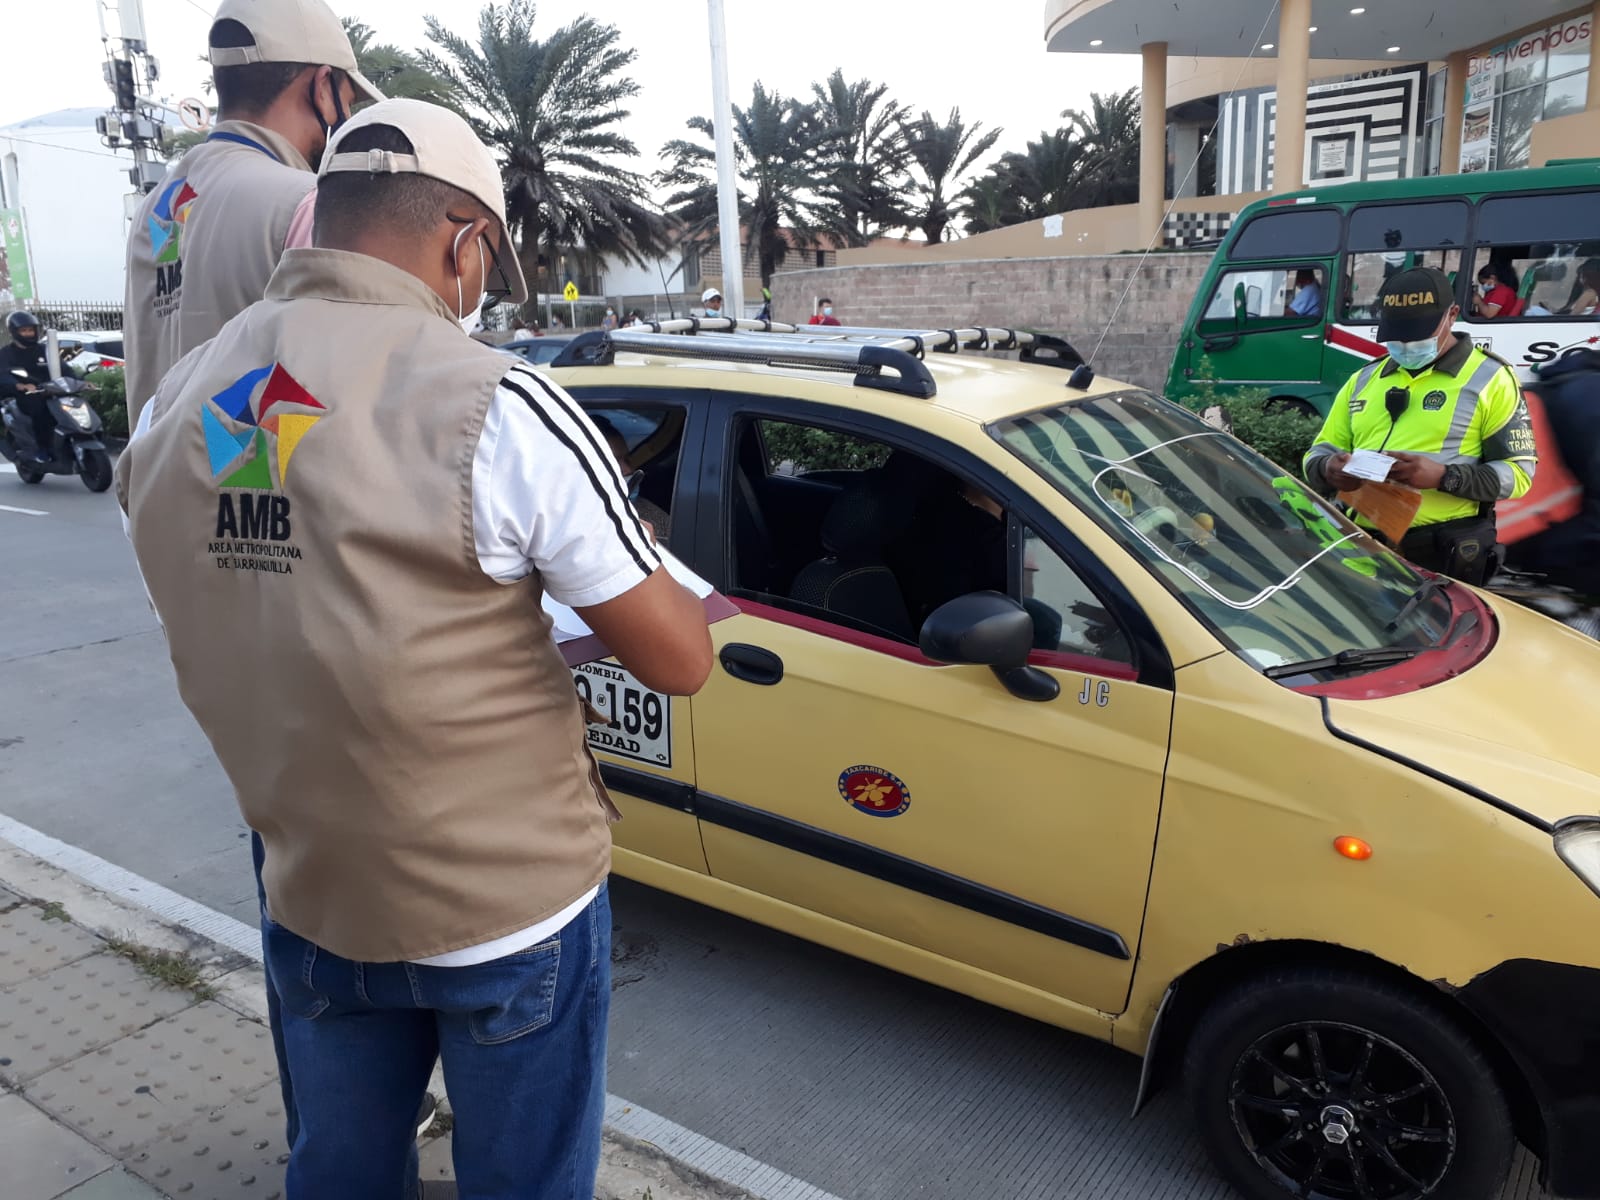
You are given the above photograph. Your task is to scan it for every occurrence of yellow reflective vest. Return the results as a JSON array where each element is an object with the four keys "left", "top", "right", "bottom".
[{"left": 1304, "top": 338, "right": 1537, "bottom": 528}]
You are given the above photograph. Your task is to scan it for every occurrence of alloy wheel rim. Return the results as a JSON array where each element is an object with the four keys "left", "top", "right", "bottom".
[{"left": 1227, "top": 1020, "right": 1455, "bottom": 1200}]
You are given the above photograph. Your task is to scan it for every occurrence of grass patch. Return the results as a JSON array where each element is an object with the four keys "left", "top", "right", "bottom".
[
  {"left": 34, "top": 900, "right": 69, "bottom": 922},
  {"left": 105, "top": 936, "right": 216, "bottom": 1001}
]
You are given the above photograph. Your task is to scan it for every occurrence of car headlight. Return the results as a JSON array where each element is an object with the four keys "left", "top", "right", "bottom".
[{"left": 1554, "top": 817, "right": 1600, "bottom": 900}]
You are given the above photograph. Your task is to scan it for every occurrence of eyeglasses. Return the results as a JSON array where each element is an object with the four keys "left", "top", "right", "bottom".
[{"left": 446, "top": 215, "right": 515, "bottom": 309}]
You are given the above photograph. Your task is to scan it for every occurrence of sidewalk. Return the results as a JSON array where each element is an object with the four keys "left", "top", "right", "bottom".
[{"left": 0, "top": 842, "right": 749, "bottom": 1200}]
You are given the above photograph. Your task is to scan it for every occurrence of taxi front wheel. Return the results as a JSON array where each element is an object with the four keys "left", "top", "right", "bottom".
[{"left": 1183, "top": 966, "right": 1513, "bottom": 1200}]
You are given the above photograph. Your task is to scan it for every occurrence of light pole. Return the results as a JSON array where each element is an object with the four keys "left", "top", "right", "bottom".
[
  {"left": 95, "top": 0, "right": 167, "bottom": 199},
  {"left": 707, "top": 0, "right": 745, "bottom": 317}
]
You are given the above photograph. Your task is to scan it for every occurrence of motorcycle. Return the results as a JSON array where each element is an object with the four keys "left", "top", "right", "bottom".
[
  {"left": 1486, "top": 566, "right": 1600, "bottom": 640},
  {"left": 1, "top": 369, "right": 113, "bottom": 492}
]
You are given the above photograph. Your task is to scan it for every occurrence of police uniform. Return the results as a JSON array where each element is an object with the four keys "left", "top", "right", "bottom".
[
  {"left": 121, "top": 0, "right": 381, "bottom": 427},
  {"left": 1305, "top": 267, "right": 1537, "bottom": 582}
]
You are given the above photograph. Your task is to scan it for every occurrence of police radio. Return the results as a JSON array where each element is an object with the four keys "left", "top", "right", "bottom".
[{"left": 1384, "top": 387, "right": 1410, "bottom": 420}]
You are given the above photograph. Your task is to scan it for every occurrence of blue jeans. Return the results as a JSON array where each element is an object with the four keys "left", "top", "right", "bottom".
[
  {"left": 262, "top": 884, "right": 612, "bottom": 1200},
  {"left": 252, "top": 832, "right": 298, "bottom": 1150}
]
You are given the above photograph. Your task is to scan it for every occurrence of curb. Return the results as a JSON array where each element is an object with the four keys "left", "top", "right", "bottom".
[{"left": 0, "top": 837, "right": 757, "bottom": 1200}]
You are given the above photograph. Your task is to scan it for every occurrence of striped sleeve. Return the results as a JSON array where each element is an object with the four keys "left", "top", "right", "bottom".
[
  {"left": 471, "top": 363, "right": 661, "bottom": 605},
  {"left": 1477, "top": 367, "right": 1539, "bottom": 500}
]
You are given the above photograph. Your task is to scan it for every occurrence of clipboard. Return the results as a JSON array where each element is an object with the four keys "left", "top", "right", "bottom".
[
  {"left": 1337, "top": 480, "right": 1423, "bottom": 546},
  {"left": 543, "top": 548, "right": 739, "bottom": 667}
]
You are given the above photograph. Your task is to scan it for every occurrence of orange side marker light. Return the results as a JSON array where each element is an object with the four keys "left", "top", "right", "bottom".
[{"left": 1334, "top": 836, "right": 1374, "bottom": 861}]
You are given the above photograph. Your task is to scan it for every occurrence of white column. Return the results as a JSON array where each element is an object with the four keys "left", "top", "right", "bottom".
[
  {"left": 1140, "top": 42, "right": 1168, "bottom": 242},
  {"left": 1273, "top": 0, "right": 1311, "bottom": 193}
]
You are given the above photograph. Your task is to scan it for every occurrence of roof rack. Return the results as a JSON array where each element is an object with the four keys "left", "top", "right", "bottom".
[{"left": 545, "top": 318, "right": 1096, "bottom": 399}]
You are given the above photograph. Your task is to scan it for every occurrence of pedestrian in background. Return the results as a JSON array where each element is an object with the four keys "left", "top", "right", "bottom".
[
  {"left": 118, "top": 98, "right": 713, "bottom": 1199},
  {"left": 809, "top": 297, "right": 842, "bottom": 326}
]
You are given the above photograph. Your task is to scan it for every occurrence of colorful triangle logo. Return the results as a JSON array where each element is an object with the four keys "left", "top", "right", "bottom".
[
  {"left": 148, "top": 216, "right": 171, "bottom": 258},
  {"left": 220, "top": 429, "right": 273, "bottom": 489},
  {"left": 258, "top": 364, "right": 325, "bottom": 422},
  {"left": 210, "top": 365, "right": 273, "bottom": 424},
  {"left": 155, "top": 225, "right": 183, "bottom": 265},
  {"left": 276, "top": 413, "right": 319, "bottom": 483}
]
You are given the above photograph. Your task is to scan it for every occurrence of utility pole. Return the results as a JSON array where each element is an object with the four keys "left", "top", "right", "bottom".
[
  {"left": 706, "top": 0, "right": 745, "bottom": 318},
  {"left": 95, "top": 0, "right": 169, "bottom": 201}
]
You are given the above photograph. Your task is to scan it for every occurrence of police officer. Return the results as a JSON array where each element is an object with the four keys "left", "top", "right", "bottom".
[
  {"left": 123, "top": 0, "right": 382, "bottom": 428},
  {"left": 1304, "top": 267, "right": 1538, "bottom": 582},
  {"left": 0, "top": 311, "right": 53, "bottom": 461},
  {"left": 117, "top": 99, "right": 712, "bottom": 1198}
]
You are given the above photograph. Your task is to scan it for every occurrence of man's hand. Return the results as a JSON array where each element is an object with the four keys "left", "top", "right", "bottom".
[
  {"left": 1386, "top": 452, "right": 1446, "bottom": 490},
  {"left": 15, "top": 382, "right": 36, "bottom": 393},
  {"left": 1323, "top": 451, "right": 1365, "bottom": 493}
]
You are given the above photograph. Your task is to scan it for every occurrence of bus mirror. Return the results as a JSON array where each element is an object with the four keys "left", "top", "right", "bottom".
[{"left": 1233, "top": 281, "right": 1248, "bottom": 326}]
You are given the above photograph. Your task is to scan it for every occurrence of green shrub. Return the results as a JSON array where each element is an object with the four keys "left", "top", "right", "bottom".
[
  {"left": 759, "top": 421, "right": 890, "bottom": 473},
  {"left": 1184, "top": 371, "right": 1322, "bottom": 477},
  {"left": 85, "top": 366, "right": 129, "bottom": 438}
]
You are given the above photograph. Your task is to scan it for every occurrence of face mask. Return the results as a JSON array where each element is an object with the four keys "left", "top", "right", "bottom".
[
  {"left": 307, "top": 72, "right": 350, "bottom": 170},
  {"left": 706, "top": 306, "right": 721, "bottom": 316},
  {"left": 822, "top": 306, "right": 833, "bottom": 317},
  {"left": 1385, "top": 338, "right": 1441, "bottom": 371},
  {"left": 452, "top": 224, "right": 488, "bottom": 332}
]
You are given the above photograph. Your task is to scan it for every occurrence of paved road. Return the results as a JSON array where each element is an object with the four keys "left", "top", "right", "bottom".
[{"left": 0, "top": 468, "right": 1553, "bottom": 1200}]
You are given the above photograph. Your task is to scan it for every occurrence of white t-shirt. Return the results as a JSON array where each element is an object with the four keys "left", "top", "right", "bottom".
[{"left": 127, "top": 359, "right": 660, "bottom": 965}]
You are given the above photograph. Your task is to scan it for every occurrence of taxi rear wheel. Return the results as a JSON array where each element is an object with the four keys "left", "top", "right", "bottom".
[{"left": 1184, "top": 966, "right": 1513, "bottom": 1200}]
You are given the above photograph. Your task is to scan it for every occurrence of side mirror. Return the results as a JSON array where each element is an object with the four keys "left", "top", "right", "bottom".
[
  {"left": 1232, "top": 281, "right": 1248, "bottom": 327},
  {"left": 919, "top": 591, "right": 1060, "bottom": 703}
]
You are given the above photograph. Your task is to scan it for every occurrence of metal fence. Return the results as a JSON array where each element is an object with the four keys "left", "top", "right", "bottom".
[{"left": 24, "top": 302, "right": 124, "bottom": 332}]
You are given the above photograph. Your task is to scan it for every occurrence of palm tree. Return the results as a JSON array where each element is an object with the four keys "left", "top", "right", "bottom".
[
  {"left": 342, "top": 19, "right": 458, "bottom": 107},
  {"left": 902, "top": 108, "right": 1001, "bottom": 244},
  {"left": 659, "top": 83, "right": 835, "bottom": 288},
  {"left": 1063, "top": 89, "right": 1141, "bottom": 209},
  {"left": 811, "top": 70, "right": 908, "bottom": 246},
  {"left": 422, "top": 1, "right": 669, "bottom": 301}
]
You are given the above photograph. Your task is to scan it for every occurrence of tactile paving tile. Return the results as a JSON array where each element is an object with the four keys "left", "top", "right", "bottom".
[
  {"left": 1, "top": 953, "right": 196, "bottom": 1085},
  {"left": 127, "top": 1081, "right": 289, "bottom": 1200},
  {"left": 0, "top": 902, "right": 106, "bottom": 987},
  {"left": 27, "top": 1001, "right": 277, "bottom": 1156}
]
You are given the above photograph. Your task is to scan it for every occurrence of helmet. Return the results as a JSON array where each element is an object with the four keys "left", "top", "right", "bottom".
[{"left": 7, "top": 310, "right": 40, "bottom": 346}]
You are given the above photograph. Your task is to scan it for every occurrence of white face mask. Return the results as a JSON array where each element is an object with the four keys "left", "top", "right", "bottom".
[{"left": 452, "top": 223, "right": 488, "bottom": 333}]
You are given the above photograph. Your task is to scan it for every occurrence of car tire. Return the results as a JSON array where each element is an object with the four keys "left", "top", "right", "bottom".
[
  {"left": 79, "top": 448, "right": 113, "bottom": 493},
  {"left": 1184, "top": 965, "right": 1513, "bottom": 1200}
]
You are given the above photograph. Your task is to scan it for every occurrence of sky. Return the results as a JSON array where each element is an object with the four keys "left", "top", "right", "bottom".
[{"left": 2, "top": 0, "right": 1141, "bottom": 189}]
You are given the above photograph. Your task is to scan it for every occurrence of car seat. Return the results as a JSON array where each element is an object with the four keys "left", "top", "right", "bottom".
[{"left": 789, "top": 476, "right": 917, "bottom": 639}]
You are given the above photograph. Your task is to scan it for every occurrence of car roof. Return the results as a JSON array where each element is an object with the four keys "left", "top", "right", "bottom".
[{"left": 541, "top": 322, "right": 1143, "bottom": 427}]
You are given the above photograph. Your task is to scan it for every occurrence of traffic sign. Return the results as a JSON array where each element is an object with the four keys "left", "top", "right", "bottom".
[
  {"left": 177, "top": 97, "right": 211, "bottom": 133},
  {"left": 562, "top": 281, "right": 579, "bottom": 302}
]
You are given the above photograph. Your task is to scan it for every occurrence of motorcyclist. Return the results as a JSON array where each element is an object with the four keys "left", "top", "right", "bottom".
[
  {"left": 0, "top": 311, "right": 54, "bottom": 462},
  {"left": 1504, "top": 348, "right": 1600, "bottom": 596}
]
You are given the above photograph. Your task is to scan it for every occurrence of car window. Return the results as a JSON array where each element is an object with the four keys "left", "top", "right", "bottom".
[
  {"left": 1228, "top": 209, "right": 1341, "bottom": 260},
  {"left": 1341, "top": 201, "right": 1470, "bottom": 324},
  {"left": 1021, "top": 527, "right": 1133, "bottom": 664},
  {"left": 757, "top": 419, "right": 890, "bottom": 475},
  {"left": 992, "top": 393, "right": 1454, "bottom": 672},
  {"left": 580, "top": 403, "right": 686, "bottom": 551},
  {"left": 1200, "top": 265, "right": 1327, "bottom": 328},
  {"left": 1466, "top": 193, "right": 1600, "bottom": 320}
]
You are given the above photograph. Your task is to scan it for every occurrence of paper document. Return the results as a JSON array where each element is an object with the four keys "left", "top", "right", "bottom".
[
  {"left": 1343, "top": 450, "right": 1396, "bottom": 483},
  {"left": 543, "top": 548, "right": 737, "bottom": 667}
]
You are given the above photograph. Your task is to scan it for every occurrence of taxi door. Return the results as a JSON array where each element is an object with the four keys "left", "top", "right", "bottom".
[
  {"left": 687, "top": 405, "right": 1174, "bottom": 1016},
  {"left": 565, "top": 388, "right": 711, "bottom": 876}
]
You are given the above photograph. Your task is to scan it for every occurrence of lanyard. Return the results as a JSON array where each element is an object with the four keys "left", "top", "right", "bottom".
[{"left": 206, "top": 131, "right": 282, "bottom": 163}]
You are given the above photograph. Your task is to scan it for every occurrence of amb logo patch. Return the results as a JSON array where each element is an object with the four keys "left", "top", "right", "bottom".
[
  {"left": 149, "top": 177, "right": 197, "bottom": 314},
  {"left": 839, "top": 766, "right": 911, "bottom": 818},
  {"left": 1422, "top": 390, "right": 1449, "bottom": 411},
  {"left": 201, "top": 363, "right": 325, "bottom": 574}
]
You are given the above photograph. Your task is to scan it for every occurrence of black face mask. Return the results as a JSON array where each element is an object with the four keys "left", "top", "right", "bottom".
[
  {"left": 306, "top": 73, "right": 349, "bottom": 170},
  {"left": 13, "top": 329, "right": 39, "bottom": 348}
]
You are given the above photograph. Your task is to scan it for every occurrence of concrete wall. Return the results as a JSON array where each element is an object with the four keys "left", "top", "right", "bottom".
[
  {"left": 1532, "top": 108, "right": 1600, "bottom": 165},
  {"left": 770, "top": 252, "right": 1214, "bottom": 392}
]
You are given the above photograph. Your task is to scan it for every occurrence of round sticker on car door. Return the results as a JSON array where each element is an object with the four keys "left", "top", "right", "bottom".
[{"left": 839, "top": 766, "right": 911, "bottom": 818}]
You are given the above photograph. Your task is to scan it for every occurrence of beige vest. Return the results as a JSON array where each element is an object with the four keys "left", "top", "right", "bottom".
[
  {"left": 116, "top": 249, "right": 615, "bottom": 962},
  {"left": 124, "top": 122, "right": 314, "bottom": 427}
]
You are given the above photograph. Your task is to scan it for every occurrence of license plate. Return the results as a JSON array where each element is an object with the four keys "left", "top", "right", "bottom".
[{"left": 572, "top": 660, "right": 671, "bottom": 768}]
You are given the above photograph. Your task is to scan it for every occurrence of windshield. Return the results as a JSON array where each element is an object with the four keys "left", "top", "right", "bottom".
[{"left": 992, "top": 392, "right": 1455, "bottom": 671}]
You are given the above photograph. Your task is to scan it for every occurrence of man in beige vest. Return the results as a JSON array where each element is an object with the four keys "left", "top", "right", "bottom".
[
  {"left": 118, "top": 98, "right": 712, "bottom": 1198},
  {"left": 124, "top": 0, "right": 381, "bottom": 428}
]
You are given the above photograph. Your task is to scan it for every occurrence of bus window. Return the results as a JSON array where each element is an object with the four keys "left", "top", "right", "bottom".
[
  {"left": 1468, "top": 191, "right": 1600, "bottom": 320},
  {"left": 1341, "top": 201, "right": 1470, "bottom": 325},
  {"left": 1200, "top": 266, "right": 1326, "bottom": 327},
  {"left": 1228, "top": 209, "right": 1341, "bottom": 260}
]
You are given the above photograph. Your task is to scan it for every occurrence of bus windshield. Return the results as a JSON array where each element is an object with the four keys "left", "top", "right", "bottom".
[{"left": 992, "top": 393, "right": 1455, "bottom": 671}]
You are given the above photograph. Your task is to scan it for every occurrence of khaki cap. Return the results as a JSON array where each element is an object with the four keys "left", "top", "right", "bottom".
[
  {"left": 208, "top": 0, "right": 384, "bottom": 104},
  {"left": 319, "top": 99, "right": 528, "bottom": 304}
]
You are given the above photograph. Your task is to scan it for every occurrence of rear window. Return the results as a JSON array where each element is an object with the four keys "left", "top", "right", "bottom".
[{"left": 1228, "top": 209, "right": 1341, "bottom": 260}]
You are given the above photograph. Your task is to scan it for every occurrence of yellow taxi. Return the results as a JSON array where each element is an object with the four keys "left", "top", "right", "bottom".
[{"left": 544, "top": 319, "right": 1600, "bottom": 1200}]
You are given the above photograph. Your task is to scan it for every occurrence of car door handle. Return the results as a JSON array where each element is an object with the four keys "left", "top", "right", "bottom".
[{"left": 720, "top": 643, "right": 784, "bottom": 686}]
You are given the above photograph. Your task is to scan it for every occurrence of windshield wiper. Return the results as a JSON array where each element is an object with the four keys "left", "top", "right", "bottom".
[
  {"left": 1386, "top": 575, "right": 1452, "bottom": 632},
  {"left": 1262, "top": 646, "right": 1423, "bottom": 680}
]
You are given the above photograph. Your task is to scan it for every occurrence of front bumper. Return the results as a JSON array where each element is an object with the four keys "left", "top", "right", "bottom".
[{"left": 1457, "top": 959, "right": 1600, "bottom": 1198}]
